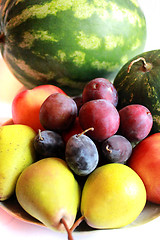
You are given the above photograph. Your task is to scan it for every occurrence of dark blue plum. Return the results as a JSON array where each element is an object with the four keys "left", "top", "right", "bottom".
[
  {"left": 34, "top": 130, "right": 65, "bottom": 158},
  {"left": 65, "top": 133, "right": 99, "bottom": 176}
]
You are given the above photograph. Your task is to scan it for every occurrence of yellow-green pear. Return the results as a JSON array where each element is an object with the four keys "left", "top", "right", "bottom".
[
  {"left": 16, "top": 157, "right": 81, "bottom": 232},
  {"left": 81, "top": 163, "right": 146, "bottom": 229},
  {"left": 0, "top": 124, "right": 36, "bottom": 201}
]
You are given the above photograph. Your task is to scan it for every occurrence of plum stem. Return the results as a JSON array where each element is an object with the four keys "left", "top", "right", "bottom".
[
  {"left": 77, "top": 127, "right": 94, "bottom": 138},
  {"left": 38, "top": 129, "right": 44, "bottom": 141},
  {"left": 106, "top": 145, "right": 112, "bottom": 153},
  {"left": 128, "top": 57, "right": 152, "bottom": 73},
  {"left": 70, "top": 216, "right": 85, "bottom": 232},
  {"left": 60, "top": 218, "right": 74, "bottom": 240}
]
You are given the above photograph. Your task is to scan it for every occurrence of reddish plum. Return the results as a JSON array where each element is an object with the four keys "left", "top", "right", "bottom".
[
  {"left": 72, "top": 95, "right": 83, "bottom": 113},
  {"left": 102, "top": 135, "right": 132, "bottom": 164},
  {"left": 79, "top": 99, "right": 120, "bottom": 142},
  {"left": 39, "top": 93, "right": 77, "bottom": 131},
  {"left": 82, "top": 78, "right": 118, "bottom": 107},
  {"left": 119, "top": 104, "right": 153, "bottom": 142}
]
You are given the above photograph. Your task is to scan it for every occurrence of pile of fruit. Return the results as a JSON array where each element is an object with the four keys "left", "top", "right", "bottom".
[
  {"left": 1, "top": 1, "right": 160, "bottom": 239},
  {"left": 1, "top": 50, "right": 160, "bottom": 239}
]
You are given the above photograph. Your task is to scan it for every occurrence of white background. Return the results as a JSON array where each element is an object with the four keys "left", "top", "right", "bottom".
[{"left": 0, "top": 1, "right": 160, "bottom": 240}]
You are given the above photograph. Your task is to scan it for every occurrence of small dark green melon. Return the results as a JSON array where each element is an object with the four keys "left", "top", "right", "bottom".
[{"left": 113, "top": 49, "right": 160, "bottom": 134}]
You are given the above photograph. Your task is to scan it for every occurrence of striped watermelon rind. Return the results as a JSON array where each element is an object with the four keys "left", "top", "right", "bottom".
[
  {"left": 0, "top": 0, "right": 146, "bottom": 95},
  {"left": 113, "top": 49, "right": 160, "bottom": 134}
]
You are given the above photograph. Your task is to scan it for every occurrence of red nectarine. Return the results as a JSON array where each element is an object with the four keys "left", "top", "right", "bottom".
[
  {"left": 128, "top": 133, "right": 160, "bottom": 204},
  {"left": 12, "top": 85, "right": 66, "bottom": 132}
]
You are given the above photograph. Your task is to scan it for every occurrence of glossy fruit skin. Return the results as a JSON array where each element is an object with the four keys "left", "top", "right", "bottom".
[
  {"left": 79, "top": 99, "right": 120, "bottom": 142},
  {"left": 34, "top": 130, "right": 65, "bottom": 159},
  {"left": 82, "top": 78, "right": 118, "bottom": 106},
  {"left": 72, "top": 95, "right": 83, "bottom": 113},
  {"left": 81, "top": 163, "right": 146, "bottom": 229},
  {"left": 16, "top": 157, "right": 81, "bottom": 231},
  {"left": 0, "top": 0, "right": 146, "bottom": 95},
  {"left": 12, "top": 85, "right": 66, "bottom": 132},
  {"left": 128, "top": 133, "right": 160, "bottom": 204},
  {"left": 65, "top": 133, "right": 99, "bottom": 176},
  {"left": 119, "top": 104, "right": 153, "bottom": 142},
  {"left": 39, "top": 93, "right": 77, "bottom": 131},
  {"left": 101, "top": 135, "right": 132, "bottom": 164},
  {"left": 114, "top": 49, "right": 160, "bottom": 133},
  {"left": 0, "top": 124, "right": 36, "bottom": 201}
]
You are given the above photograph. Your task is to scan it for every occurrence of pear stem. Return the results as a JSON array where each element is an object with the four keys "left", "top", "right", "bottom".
[
  {"left": 70, "top": 216, "right": 85, "bottom": 232},
  {"left": 60, "top": 218, "right": 74, "bottom": 240}
]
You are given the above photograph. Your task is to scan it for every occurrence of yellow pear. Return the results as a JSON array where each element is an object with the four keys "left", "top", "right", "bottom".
[
  {"left": 0, "top": 124, "right": 36, "bottom": 201},
  {"left": 16, "top": 157, "right": 81, "bottom": 232},
  {"left": 81, "top": 163, "right": 146, "bottom": 229}
]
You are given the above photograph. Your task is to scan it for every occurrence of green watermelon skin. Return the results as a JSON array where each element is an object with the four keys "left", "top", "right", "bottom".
[
  {"left": 113, "top": 49, "right": 160, "bottom": 134},
  {"left": 0, "top": 0, "right": 146, "bottom": 95}
]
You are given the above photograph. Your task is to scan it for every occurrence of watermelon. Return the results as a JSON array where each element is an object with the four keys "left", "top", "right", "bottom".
[
  {"left": 113, "top": 49, "right": 160, "bottom": 134},
  {"left": 0, "top": 0, "right": 146, "bottom": 95}
]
